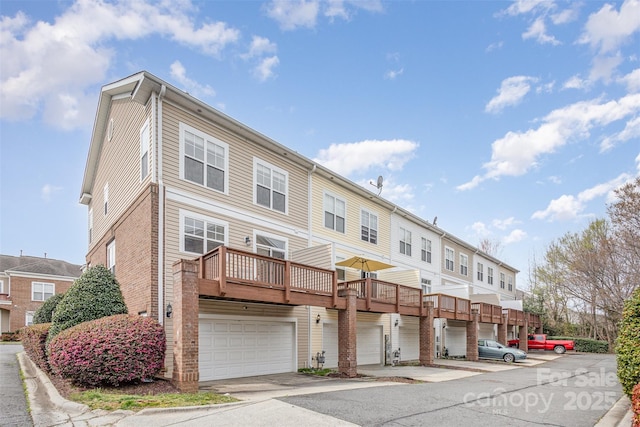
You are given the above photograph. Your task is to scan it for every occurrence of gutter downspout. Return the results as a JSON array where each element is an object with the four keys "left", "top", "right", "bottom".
[
  {"left": 157, "top": 84, "right": 166, "bottom": 325},
  {"left": 307, "top": 163, "right": 316, "bottom": 367}
]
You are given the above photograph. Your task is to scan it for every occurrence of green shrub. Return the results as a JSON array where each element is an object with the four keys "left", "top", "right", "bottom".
[
  {"left": 616, "top": 288, "right": 640, "bottom": 397},
  {"left": 33, "top": 293, "right": 65, "bottom": 324},
  {"left": 548, "top": 336, "right": 609, "bottom": 353},
  {"left": 48, "top": 265, "right": 127, "bottom": 344},
  {"left": 48, "top": 314, "right": 165, "bottom": 387},
  {"left": 20, "top": 324, "right": 52, "bottom": 372}
]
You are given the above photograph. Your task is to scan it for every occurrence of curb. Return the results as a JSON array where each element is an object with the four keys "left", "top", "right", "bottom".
[{"left": 594, "top": 395, "right": 632, "bottom": 427}]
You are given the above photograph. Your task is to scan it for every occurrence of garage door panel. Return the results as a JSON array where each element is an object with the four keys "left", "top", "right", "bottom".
[
  {"left": 200, "top": 318, "right": 295, "bottom": 381},
  {"left": 322, "top": 323, "right": 382, "bottom": 367}
]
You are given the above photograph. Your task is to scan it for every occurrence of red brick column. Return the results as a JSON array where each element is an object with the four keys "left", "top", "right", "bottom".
[
  {"left": 518, "top": 319, "right": 529, "bottom": 352},
  {"left": 338, "top": 287, "right": 357, "bottom": 377},
  {"left": 419, "top": 301, "right": 434, "bottom": 366},
  {"left": 497, "top": 313, "right": 508, "bottom": 345},
  {"left": 466, "top": 308, "right": 479, "bottom": 361},
  {"left": 172, "top": 259, "right": 199, "bottom": 393}
]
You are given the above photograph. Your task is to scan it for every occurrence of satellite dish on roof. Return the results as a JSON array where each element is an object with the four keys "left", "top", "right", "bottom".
[{"left": 370, "top": 175, "right": 384, "bottom": 196}]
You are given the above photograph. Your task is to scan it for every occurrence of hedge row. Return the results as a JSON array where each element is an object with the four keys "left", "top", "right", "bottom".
[
  {"left": 20, "top": 323, "right": 51, "bottom": 373},
  {"left": 48, "top": 314, "right": 165, "bottom": 387},
  {"left": 617, "top": 288, "right": 640, "bottom": 397},
  {"left": 548, "top": 336, "right": 609, "bottom": 353}
]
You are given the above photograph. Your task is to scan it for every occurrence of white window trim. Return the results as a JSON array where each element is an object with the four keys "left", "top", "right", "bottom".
[
  {"left": 323, "top": 191, "right": 346, "bottom": 234},
  {"left": 445, "top": 246, "right": 455, "bottom": 272},
  {"left": 488, "top": 267, "right": 494, "bottom": 285},
  {"left": 179, "top": 209, "right": 229, "bottom": 256},
  {"left": 253, "top": 230, "right": 288, "bottom": 259},
  {"left": 0, "top": 279, "right": 4, "bottom": 294},
  {"left": 88, "top": 208, "right": 93, "bottom": 244},
  {"left": 103, "top": 183, "right": 109, "bottom": 216},
  {"left": 508, "top": 275, "right": 513, "bottom": 291},
  {"left": 253, "top": 157, "right": 289, "bottom": 214},
  {"left": 107, "top": 240, "right": 116, "bottom": 274},
  {"left": 460, "top": 253, "right": 468, "bottom": 276},
  {"left": 25, "top": 311, "right": 35, "bottom": 327},
  {"left": 477, "top": 262, "right": 484, "bottom": 281},
  {"left": 178, "top": 122, "right": 229, "bottom": 194},
  {"left": 140, "top": 119, "right": 150, "bottom": 182},
  {"left": 399, "top": 227, "right": 412, "bottom": 256},
  {"left": 500, "top": 272, "right": 506, "bottom": 289},
  {"left": 360, "top": 208, "right": 378, "bottom": 244},
  {"left": 32, "top": 281, "right": 54, "bottom": 302}
]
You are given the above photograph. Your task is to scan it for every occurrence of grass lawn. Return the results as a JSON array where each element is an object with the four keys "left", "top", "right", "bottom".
[{"left": 70, "top": 389, "right": 238, "bottom": 411}]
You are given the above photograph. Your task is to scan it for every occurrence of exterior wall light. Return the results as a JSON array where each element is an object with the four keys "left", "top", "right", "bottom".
[
  {"left": 316, "top": 314, "right": 321, "bottom": 324},
  {"left": 166, "top": 303, "right": 173, "bottom": 318}
]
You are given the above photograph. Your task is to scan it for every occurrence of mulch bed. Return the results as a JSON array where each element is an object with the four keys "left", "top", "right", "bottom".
[{"left": 48, "top": 372, "right": 180, "bottom": 399}]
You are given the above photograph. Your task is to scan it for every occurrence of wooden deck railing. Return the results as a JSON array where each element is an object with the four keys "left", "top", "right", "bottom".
[{"left": 196, "top": 246, "right": 535, "bottom": 322}]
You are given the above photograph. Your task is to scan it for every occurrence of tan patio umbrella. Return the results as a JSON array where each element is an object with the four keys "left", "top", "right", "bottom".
[{"left": 335, "top": 256, "right": 394, "bottom": 273}]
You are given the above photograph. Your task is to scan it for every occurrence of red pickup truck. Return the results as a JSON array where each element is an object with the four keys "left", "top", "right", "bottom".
[{"left": 508, "top": 334, "right": 574, "bottom": 354}]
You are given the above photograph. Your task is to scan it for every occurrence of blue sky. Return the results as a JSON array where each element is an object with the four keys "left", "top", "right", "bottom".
[{"left": 1, "top": 0, "right": 639, "bottom": 287}]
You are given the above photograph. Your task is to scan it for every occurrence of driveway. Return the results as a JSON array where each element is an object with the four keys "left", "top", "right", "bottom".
[{"left": 0, "top": 344, "right": 33, "bottom": 427}]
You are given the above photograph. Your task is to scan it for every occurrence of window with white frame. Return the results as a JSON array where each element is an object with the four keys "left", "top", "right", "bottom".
[
  {"left": 0, "top": 279, "right": 4, "bottom": 294},
  {"left": 508, "top": 275, "right": 513, "bottom": 291},
  {"left": 107, "top": 240, "right": 116, "bottom": 274},
  {"left": 421, "top": 278, "right": 432, "bottom": 295},
  {"left": 488, "top": 267, "right": 494, "bottom": 285},
  {"left": 88, "top": 208, "right": 93, "bottom": 244},
  {"left": 361, "top": 209, "right": 378, "bottom": 244},
  {"left": 25, "top": 312, "right": 34, "bottom": 326},
  {"left": 32, "top": 282, "right": 54, "bottom": 301},
  {"left": 140, "top": 120, "right": 150, "bottom": 181},
  {"left": 336, "top": 256, "right": 346, "bottom": 281},
  {"left": 500, "top": 272, "right": 506, "bottom": 289},
  {"left": 477, "top": 262, "right": 484, "bottom": 281},
  {"left": 254, "top": 159, "right": 287, "bottom": 213},
  {"left": 421, "top": 238, "right": 432, "bottom": 263},
  {"left": 399, "top": 227, "right": 412, "bottom": 256},
  {"left": 460, "top": 254, "right": 468, "bottom": 276},
  {"left": 181, "top": 213, "right": 226, "bottom": 255},
  {"left": 445, "top": 247, "right": 455, "bottom": 271},
  {"left": 255, "top": 234, "right": 286, "bottom": 259},
  {"left": 103, "top": 183, "right": 109, "bottom": 215},
  {"left": 324, "top": 193, "right": 345, "bottom": 233},
  {"left": 180, "top": 123, "right": 228, "bottom": 193}
]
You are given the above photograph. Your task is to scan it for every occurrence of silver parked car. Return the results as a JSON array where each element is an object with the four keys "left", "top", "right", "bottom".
[{"left": 478, "top": 339, "right": 527, "bottom": 363}]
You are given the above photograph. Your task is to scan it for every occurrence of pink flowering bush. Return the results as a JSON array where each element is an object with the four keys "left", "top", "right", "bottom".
[
  {"left": 21, "top": 323, "right": 52, "bottom": 373},
  {"left": 48, "top": 314, "right": 165, "bottom": 387}
]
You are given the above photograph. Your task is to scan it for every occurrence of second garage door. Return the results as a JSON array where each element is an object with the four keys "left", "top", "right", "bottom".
[
  {"left": 199, "top": 318, "right": 295, "bottom": 381},
  {"left": 322, "top": 322, "right": 383, "bottom": 367},
  {"left": 399, "top": 317, "right": 420, "bottom": 361}
]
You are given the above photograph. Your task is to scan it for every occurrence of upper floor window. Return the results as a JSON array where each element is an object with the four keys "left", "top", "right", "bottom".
[
  {"left": 180, "top": 123, "right": 228, "bottom": 193},
  {"left": 399, "top": 227, "right": 412, "bottom": 256},
  {"left": 460, "top": 254, "right": 468, "bottom": 276},
  {"left": 254, "top": 159, "right": 287, "bottom": 213},
  {"left": 25, "top": 312, "right": 34, "bottom": 327},
  {"left": 445, "top": 247, "right": 455, "bottom": 271},
  {"left": 324, "top": 193, "right": 345, "bottom": 233},
  {"left": 421, "top": 278, "right": 432, "bottom": 295},
  {"left": 421, "top": 238, "right": 432, "bottom": 263},
  {"left": 103, "top": 183, "right": 109, "bottom": 215},
  {"left": 88, "top": 208, "right": 93, "bottom": 244},
  {"left": 477, "top": 262, "right": 484, "bottom": 281},
  {"left": 256, "top": 234, "right": 286, "bottom": 259},
  {"left": 0, "top": 279, "right": 5, "bottom": 294},
  {"left": 488, "top": 267, "right": 494, "bottom": 285},
  {"left": 500, "top": 272, "right": 506, "bottom": 289},
  {"left": 361, "top": 209, "right": 378, "bottom": 244},
  {"left": 32, "top": 282, "right": 54, "bottom": 301},
  {"left": 181, "top": 211, "right": 226, "bottom": 255},
  {"left": 140, "top": 120, "right": 150, "bottom": 181},
  {"left": 508, "top": 275, "right": 513, "bottom": 291},
  {"left": 107, "top": 240, "right": 116, "bottom": 274}
]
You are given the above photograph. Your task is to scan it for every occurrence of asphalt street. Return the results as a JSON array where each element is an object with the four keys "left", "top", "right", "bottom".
[{"left": 0, "top": 344, "right": 33, "bottom": 427}]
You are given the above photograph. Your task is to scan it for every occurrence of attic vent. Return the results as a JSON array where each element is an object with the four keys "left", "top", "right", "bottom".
[{"left": 107, "top": 118, "right": 114, "bottom": 141}]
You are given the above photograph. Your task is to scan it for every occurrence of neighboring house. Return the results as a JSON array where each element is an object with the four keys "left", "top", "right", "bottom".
[
  {"left": 80, "top": 71, "right": 538, "bottom": 390},
  {"left": 0, "top": 254, "right": 82, "bottom": 332}
]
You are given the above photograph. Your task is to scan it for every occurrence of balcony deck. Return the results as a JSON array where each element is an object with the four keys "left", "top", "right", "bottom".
[{"left": 195, "top": 246, "right": 539, "bottom": 325}]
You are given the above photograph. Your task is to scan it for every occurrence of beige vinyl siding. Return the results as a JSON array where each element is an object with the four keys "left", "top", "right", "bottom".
[
  {"left": 160, "top": 102, "right": 308, "bottom": 232},
  {"left": 441, "top": 238, "right": 474, "bottom": 282},
  {"left": 291, "top": 244, "right": 333, "bottom": 270},
  {"left": 381, "top": 269, "right": 420, "bottom": 289},
  {"left": 89, "top": 98, "right": 152, "bottom": 253},
  {"left": 311, "top": 175, "right": 391, "bottom": 256},
  {"left": 199, "top": 300, "right": 310, "bottom": 367}
]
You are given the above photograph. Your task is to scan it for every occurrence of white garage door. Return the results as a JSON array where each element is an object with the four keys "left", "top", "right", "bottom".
[
  {"left": 445, "top": 326, "right": 466, "bottom": 357},
  {"left": 399, "top": 318, "right": 419, "bottom": 361},
  {"left": 322, "top": 323, "right": 383, "bottom": 368},
  {"left": 199, "top": 318, "right": 295, "bottom": 381},
  {"left": 479, "top": 324, "right": 495, "bottom": 340}
]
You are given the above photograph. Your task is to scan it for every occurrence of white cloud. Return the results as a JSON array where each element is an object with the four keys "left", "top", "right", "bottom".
[
  {"left": 485, "top": 76, "right": 539, "bottom": 114},
  {"left": 550, "top": 5, "right": 580, "bottom": 24},
  {"left": 578, "top": 0, "right": 640, "bottom": 55},
  {"left": 486, "top": 41, "right": 504, "bottom": 52},
  {"left": 471, "top": 221, "right": 490, "bottom": 236},
  {"left": 314, "top": 139, "right": 419, "bottom": 176},
  {"left": 170, "top": 61, "right": 216, "bottom": 98},
  {"left": 600, "top": 115, "right": 640, "bottom": 152},
  {"left": 492, "top": 217, "right": 519, "bottom": 230},
  {"left": 501, "top": 0, "right": 555, "bottom": 17},
  {"left": 532, "top": 173, "right": 632, "bottom": 221},
  {"left": 589, "top": 53, "right": 623, "bottom": 83},
  {"left": 563, "top": 75, "right": 590, "bottom": 90},
  {"left": 41, "top": 184, "right": 62, "bottom": 202},
  {"left": 265, "top": 0, "right": 320, "bottom": 30},
  {"left": 523, "top": 17, "right": 561, "bottom": 45},
  {"left": 458, "top": 93, "right": 640, "bottom": 190},
  {"left": 243, "top": 36, "right": 277, "bottom": 59},
  {"left": 502, "top": 229, "right": 527, "bottom": 244},
  {"left": 254, "top": 56, "right": 280, "bottom": 81},
  {"left": 385, "top": 68, "right": 404, "bottom": 80},
  {"left": 0, "top": 0, "right": 239, "bottom": 129},
  {"left": 619, "top": 68, "right": 640, "bottom": 93}
]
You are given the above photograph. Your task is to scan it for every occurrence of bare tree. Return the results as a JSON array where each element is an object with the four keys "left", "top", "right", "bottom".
[{"left": 478, "top": 238, "right": 502, "bottom": 258}]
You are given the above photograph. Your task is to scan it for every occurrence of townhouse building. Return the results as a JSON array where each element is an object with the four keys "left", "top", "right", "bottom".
[{"left": 80, "top": 71, "right": 535, "bottom": 391}]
